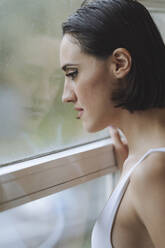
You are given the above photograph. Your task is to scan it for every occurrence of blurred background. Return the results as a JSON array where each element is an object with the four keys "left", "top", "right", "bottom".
[
  {"left": 0, "top": 1, "right": 112, "bottom": 247},
  {"left": 0, "top": 0, "right": 109, "bottom": 166}
]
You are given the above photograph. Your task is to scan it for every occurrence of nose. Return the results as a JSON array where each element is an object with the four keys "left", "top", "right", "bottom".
[{"left": 62, "top": 81, "right": 77, "bottom": 103}]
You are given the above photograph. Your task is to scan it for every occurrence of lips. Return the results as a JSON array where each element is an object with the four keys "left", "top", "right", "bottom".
[{"left": 75, "top": 107, "right": 84, "bottom": 119}]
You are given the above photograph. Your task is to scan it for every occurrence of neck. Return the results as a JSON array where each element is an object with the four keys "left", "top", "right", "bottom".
[{"left": 114, "top": 108, "right": 165, "bottom": 160}]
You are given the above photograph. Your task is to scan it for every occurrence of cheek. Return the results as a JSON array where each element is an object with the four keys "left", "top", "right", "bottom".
[
  {"left": 87, "top": 79, "right": 111, "bottom": 104},
  {"left": 77, "top": 85, "right": 96, "bottom": 108},
  {"left": 76, "top": 68, "right": 112, "bottom": 105}
]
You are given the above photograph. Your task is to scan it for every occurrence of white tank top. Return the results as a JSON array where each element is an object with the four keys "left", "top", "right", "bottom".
[{"left": 91, "top": 147, "right": 165, "bottom": 248}]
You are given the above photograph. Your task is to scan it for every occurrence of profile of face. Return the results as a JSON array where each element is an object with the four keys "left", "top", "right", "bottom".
[
  {"left": 4, "top": 35, "right": 60, "bottom": 132},
  {"left": 60, "top": 34, "right": 131, "bottom": 132}
]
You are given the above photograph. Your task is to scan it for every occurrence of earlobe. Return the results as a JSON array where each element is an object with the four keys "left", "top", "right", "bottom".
[{"left": 112, "top": 48, "right": 132, "bottom": 79}]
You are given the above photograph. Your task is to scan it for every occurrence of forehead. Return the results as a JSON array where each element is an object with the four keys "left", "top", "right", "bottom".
[{"left": 60, "top": 34, "right": 83, "bottom": 66}]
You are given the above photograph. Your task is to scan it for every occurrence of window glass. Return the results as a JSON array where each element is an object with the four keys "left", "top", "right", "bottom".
[
  {"left": 0, "top": 0, "right": 109, "bottom": 165},
  {"left": 152, "top": 12, "right": 165, "bottom": 41},
  {"left": 0, "top": 174, "right": 118, "bottom": 248}
]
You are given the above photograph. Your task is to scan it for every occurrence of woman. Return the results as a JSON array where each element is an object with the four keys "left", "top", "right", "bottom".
[{"left": 60, "top": 0, "right": 165, "bottom": 247}]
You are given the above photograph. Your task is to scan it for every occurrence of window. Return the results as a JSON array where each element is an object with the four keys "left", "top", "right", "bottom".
[
  {"left": 0, "top": 0, "right": 110, "bottom": 166},
  {"left": 0, "top": 2, "right": 117, "bottom": 247},
  {"left": 0, "top": 174, "right": 119, "bottom": 248},
  {"left": 0, "top": 1, "right": 164, "bottom": 247}
]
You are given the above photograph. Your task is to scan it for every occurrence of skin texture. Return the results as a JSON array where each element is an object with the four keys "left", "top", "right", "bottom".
[{"left": 60, "top": 34, "right": 165, "bottom": 248}]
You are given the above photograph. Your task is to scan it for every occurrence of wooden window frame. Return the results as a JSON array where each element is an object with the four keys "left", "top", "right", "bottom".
[{"left": 0, "top": 139, "right": 116, "bottom": 211}]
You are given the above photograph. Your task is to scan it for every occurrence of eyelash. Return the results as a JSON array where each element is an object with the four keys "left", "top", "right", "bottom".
[{"left": 66, "top": 70, "right": 78, "bottom": 80}]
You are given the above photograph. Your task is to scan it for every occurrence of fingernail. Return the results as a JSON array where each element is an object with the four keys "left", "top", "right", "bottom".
[{"left": 109, "top": 125, "right": 116, "bottom": 130}]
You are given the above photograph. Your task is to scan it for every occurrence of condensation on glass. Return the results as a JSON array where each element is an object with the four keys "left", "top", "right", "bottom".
[
  {"left": 0, "top": 0, "right": 109, "bottom": 165},
  {"left": 1, "top": 0, "right": 164, "bottom": 165},
  {"left": 0, "top": 174, "right": 118, "bottom": 248},
  {"left": 0, "top": 2, "right": 115, "bottom": 248}
]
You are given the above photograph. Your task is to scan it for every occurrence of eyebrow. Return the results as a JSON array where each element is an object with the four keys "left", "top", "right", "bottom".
[{"left": 62, "top": 64, "right": 79, "bottom": 71}]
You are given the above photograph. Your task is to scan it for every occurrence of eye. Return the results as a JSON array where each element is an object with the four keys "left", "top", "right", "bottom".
[{"left": 66, "top": 69, "right": 78, "bottom": 80}]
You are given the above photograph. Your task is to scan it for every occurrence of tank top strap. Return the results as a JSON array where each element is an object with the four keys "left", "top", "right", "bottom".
[
  {"left": 125, "top": 147, "right": 165, "bottom": 180},
  {"left": 91, "top": 147, "right": 165, "bottom": 248}
]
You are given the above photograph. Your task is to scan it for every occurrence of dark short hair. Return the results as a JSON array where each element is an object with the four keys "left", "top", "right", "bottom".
[{"left": 62, "top": 0, "right": 165, "bottom": 113}]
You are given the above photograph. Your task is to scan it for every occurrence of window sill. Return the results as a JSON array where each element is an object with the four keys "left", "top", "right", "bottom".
[{"left": 0, "top": 138, "right": 117, "bottom": 211}]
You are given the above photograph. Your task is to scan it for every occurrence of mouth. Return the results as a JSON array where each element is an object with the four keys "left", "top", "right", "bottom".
[{"left": 74, "top": 107, "right": 84, "bottom": 119}]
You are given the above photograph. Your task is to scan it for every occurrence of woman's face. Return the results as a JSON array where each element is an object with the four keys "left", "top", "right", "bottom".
[
  {"left": 60, "top": 34, "right": 118, "bottom": 132},
  {"left": 5, "top": 36, "right": 60, "bottom": 131}
]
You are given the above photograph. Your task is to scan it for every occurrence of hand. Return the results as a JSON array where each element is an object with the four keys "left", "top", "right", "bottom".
[{"left": 109, "top": 126, "right": 129, "bottom": 170}]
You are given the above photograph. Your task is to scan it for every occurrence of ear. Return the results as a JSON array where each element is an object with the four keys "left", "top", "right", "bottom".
[{"left": 111, "top": 48, "right": 132, "bottom": 79}]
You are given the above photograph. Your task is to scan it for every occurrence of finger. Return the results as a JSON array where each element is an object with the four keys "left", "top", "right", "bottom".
[{"left": 109, "top": 126, "right": 123, "bottom": 147}]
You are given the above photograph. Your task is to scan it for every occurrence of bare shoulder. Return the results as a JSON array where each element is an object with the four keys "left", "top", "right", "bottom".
[
  {"left": 130, "top": 151, "right": 165, "bottom": 188},
  {"left": 129, "top": 151, "right": 165, "bottom": 214},
  {"left": 129, "top": 152, "right": 165, "bottom": 247}
]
